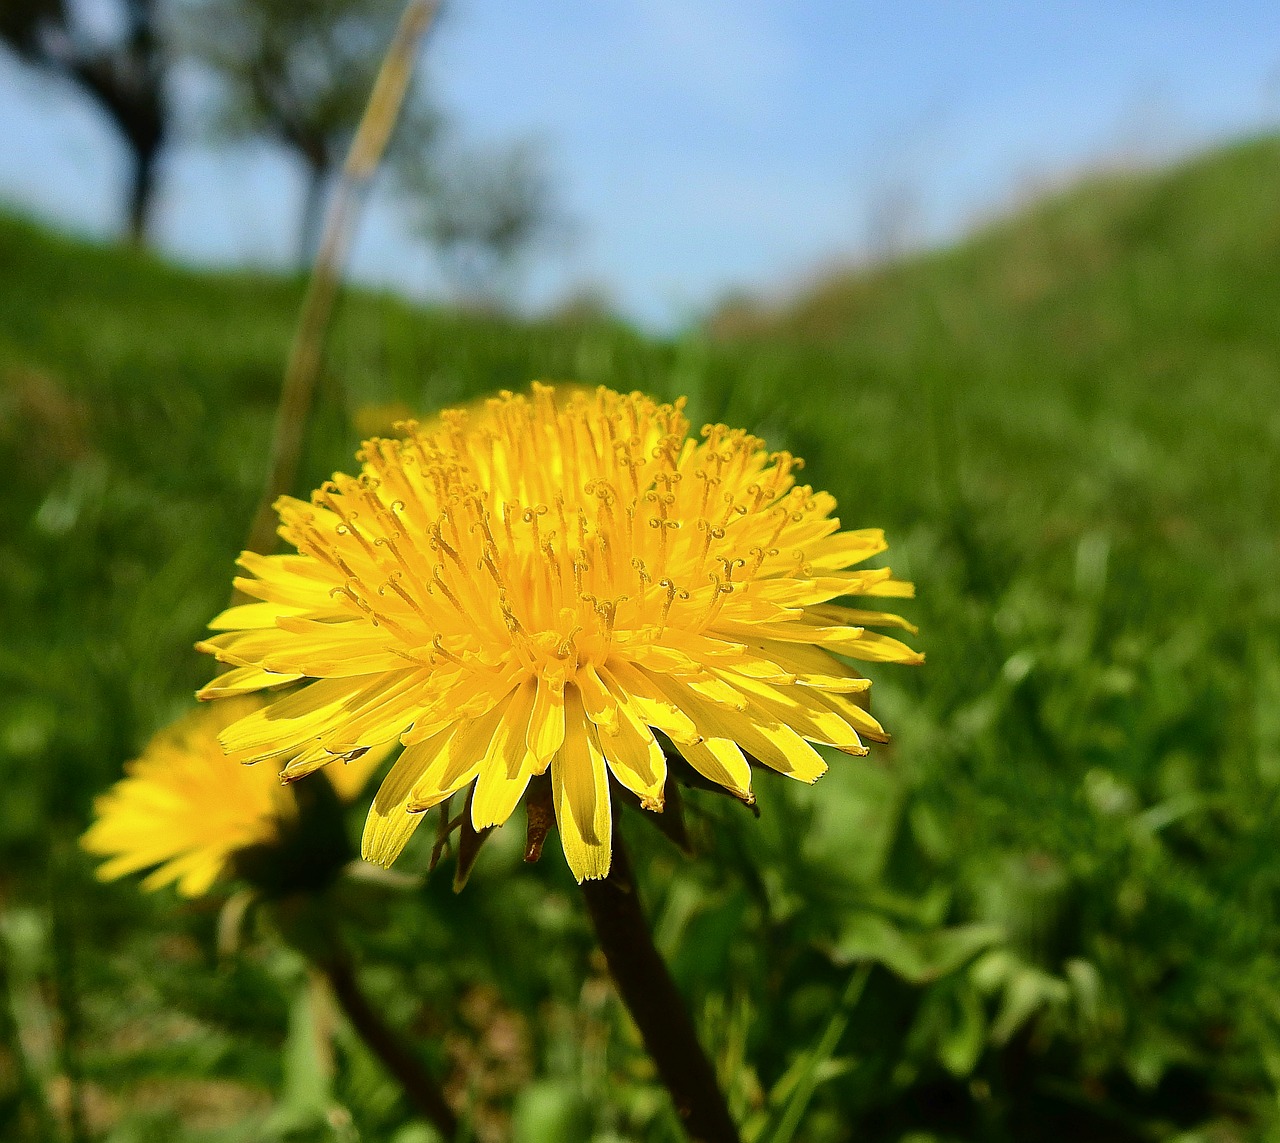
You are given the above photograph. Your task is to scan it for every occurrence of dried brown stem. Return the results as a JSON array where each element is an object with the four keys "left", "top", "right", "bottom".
[{"left": 242, "top": 0, "right": 440, "bottom": 561}]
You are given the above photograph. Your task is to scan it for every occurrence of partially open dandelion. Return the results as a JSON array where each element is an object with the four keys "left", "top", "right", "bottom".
[
  {"left": 82, "top": 697, "right": 383, "bottom": 898},
  {"left": 83, "top": 696, "right": 458, "bottom": 1137},
  {"left": 197, "top": 384, "right": 921, "bottom": 882}
]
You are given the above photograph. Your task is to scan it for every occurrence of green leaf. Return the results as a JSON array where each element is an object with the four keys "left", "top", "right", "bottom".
[
  {"left": 264, "top": 969, "right": 338, "bottom": 1135},
  {"left": 511, "top": 1080, "right": 592, "bottom": 1143},
  {"left": 835, "top": 913, "right": 1005, "bottom": 985},
  {"left": 938, "top": 982, "right": 987, "bottom": 1077}
]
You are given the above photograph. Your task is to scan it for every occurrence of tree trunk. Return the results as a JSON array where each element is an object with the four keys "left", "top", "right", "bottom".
[
  {"left": 6, "top": 0, "right": 170, "bottom": 246},
  {"left": 64, "top": 48, "right": 167, "bottom": 246},
  {"left": 127, "top": 141, "right": 159, "bottom": 246}
]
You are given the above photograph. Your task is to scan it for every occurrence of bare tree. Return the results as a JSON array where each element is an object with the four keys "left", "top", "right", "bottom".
[
  {"left": 1, "top": 0, "right": 168, "bottom": 242},
  {"left": 395, "top": 137, "right": 562, "bottom": 308},
  {"left": 184, "top": 0, "right": 440, "bottom": 264}
]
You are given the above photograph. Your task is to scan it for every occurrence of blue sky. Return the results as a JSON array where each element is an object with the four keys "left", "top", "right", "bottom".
[{"left": 2, "top": 1, "right": 1278, "bottom": 327}]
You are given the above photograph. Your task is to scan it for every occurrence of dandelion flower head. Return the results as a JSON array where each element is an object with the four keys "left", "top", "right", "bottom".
[
  {"left": 198, "top": 384, "right": 921, "bottom": 881},
  {"left": 82, "top": 697, "right": 382, "bottom": 897}
]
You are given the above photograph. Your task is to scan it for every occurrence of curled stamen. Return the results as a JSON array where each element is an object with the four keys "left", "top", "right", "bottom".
[
  {"left": 498, "top": 596, "right": 527, "bottom": 637},
  {"left": 717, "top": 556, "right": 746, "bottom": 584},
  {"left": 764, "top": 507, "right": 792, "bottom": 551},
  {"left": 594, "top": 596, "right": 628, "bottom": 641},
  {"left": 432, "top": 566, "right": 465, "bottom": 614},
  {"left": 554, "top": 623, "right": 583, "bottom": 661},
  {"left": 540, "top": 539, "right": 561, "bottom": 601},
  {"left": 430, "top": 634, "right": 465, "bottom": 666},
  {"left": 631, "top": 557, "right": 652, "bottom": 591},
  {"left": 427, "top": 522, "right": 461, "bottom": 567},
  {"left": 380, "top": 571, "right": 430, "bottom": 624},
  {"left": 658, "top": 578, "right": 680, "bottom": 626},
  {"left": 481, "top": 545, "right": 507, "bottom": 590},
  {"left": 472, "top": 507, "right": 499, "bottom": 552},
  {"left": 329, "top": 583, "right": 362, "bottom": 608},
  {"left": 554, "top": 494, "right": 569, "bottom": 540},
  {"left": 698, "top": 573, "right": 735, "bottom": 628}
]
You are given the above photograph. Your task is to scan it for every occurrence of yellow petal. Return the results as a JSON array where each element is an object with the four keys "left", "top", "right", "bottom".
[
  {"left": 361, "top": 727, "right": 456, "bottom": 867},
  {"left": 218, "top": 677, "right": 368, "bottom": 757},
  {"left": 600, "top": 660, "right": 699, "bottom": 744},
  {"left": 806, "top": 528, "right": 888, "bottom": 570},
  {"left": 594, "top": 689, "right": 666, "bottom": 809},
  {"left": 277, "top": 740, "right": 345, "bottom": 782},
  {"left": 576, "top": 664, "right": 619, "bottom": 735},
  {"left": 719, "top": 620, "right": 923, "bottom": 665},
  {"left": 674, "top": 737, "right": 752, "bottom": 800},
  {"left": 196, "top": 666, "right": 302, "bottom": 699},
  {"left": 740, "top": 718, "right": 828, "bottom": 781},
  {"left": 206, "top": 602, "right": 291, "bottom": 631},
  {"left": 552, "top": 687, "right": 612, "bottom": 882},
  {"left": 813, "top": 691, "right": 890, "bottom": 744},
  {"left": 744, "top": 640, "right": 871, "bottom": 692},
  {"left": 831, "top": 629, "right": 924, "bottom": 665},
  {"left": 233, "top": 550, "right": 345, "bottom": 610},
  {"left": 644, "top": 670, "right": 828, "bottom": 783},
  {"left": 406, "top": 697, "right": 515, "bottom": 813},
  {"left": 221, "top": 673, "right": 416, "bottom": 759},
  {"left": 862, "top": 577, "right": 915, "bottom": 598},
  {"left": 324, "top": 669, "right": 431, "bottom": 749},
  {"left": 720, "top": 672, "right": 866, "bottom": 754},
  {"left": 471, "top": 681, "right": 538, "bottom": 830},
  {"left": 526, "top": 673, "right": 566, "bottom": 767},
  {"left": 324, "top": 738, "right": 397, "bottom": 802},
  {"left": 809, "top": 601, "right": 918, "bottom": 634}
]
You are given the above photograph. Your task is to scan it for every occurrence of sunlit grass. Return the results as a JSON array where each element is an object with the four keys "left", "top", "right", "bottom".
[{"left": 3, "top": 133, "right": 1280, "bottom": 1140}]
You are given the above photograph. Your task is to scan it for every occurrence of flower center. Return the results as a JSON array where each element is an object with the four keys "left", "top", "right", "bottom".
[{"left": 281, "top": 385, "right": 819, "bottom": 688}]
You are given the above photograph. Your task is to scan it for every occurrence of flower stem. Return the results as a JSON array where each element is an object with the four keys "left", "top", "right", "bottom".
[
  {"left": 579, "top": 839, "right": 741, "bottom": 1143},
  {"left": 320, "top": 952, "right": 459, "bottom": 1139}
]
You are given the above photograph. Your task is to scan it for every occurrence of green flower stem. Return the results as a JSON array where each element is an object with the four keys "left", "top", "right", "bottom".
[
  {"left": 275, "top": 892, "right": 457, "bottom": 1138},
  {"left": 579, "top": 838, "right": 741, "bottom": 1143},
  {"left": 319, "top": 951, "right": 459, "bottom": 1140}
]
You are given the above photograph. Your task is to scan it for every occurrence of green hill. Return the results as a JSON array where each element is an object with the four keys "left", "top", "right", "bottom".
[
  {"left": 708, "top": 133, "right": 1280, "bottom": 538},
  {"left": 716, "top": 132, "right": 1280, "bottom": 351},
  {"left": 3, "top": 135, "right": 1280, "bottom": 1141}
]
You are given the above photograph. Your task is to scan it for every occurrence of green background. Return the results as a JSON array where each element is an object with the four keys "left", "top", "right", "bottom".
[{"left": 3, "top": 135, "right": 1280, "bottom": 1141}]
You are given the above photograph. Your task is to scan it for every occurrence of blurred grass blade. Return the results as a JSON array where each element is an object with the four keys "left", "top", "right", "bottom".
[
  {"left": 0, "top": 908, "right": 61, "bottom": 1139},
  {"left": 757, "top": 963, "right": 871, "bottom": 1143},
  {"left": 243, "top": 0, "right": 441, "bottom": 560},
  {"left": 215, "top": 888, "right": 257, "bottom": 960}
]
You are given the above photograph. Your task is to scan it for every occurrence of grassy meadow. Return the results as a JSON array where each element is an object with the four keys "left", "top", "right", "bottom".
[{"left": 3, "top": 133, "right": 1280, "bottom": 1141}]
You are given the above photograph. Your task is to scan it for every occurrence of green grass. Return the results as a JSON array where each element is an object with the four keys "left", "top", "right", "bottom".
[{"left": 4, "top": 133, "right": 1280, "bottom": 1141}]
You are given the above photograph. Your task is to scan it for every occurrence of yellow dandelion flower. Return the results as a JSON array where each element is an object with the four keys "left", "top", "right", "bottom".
[
  {"left": 82, "top": 697, "right": 384, "bottom": 898},
  {"left": 198, "top": 384, "right": 921, "bottom": 882}
]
